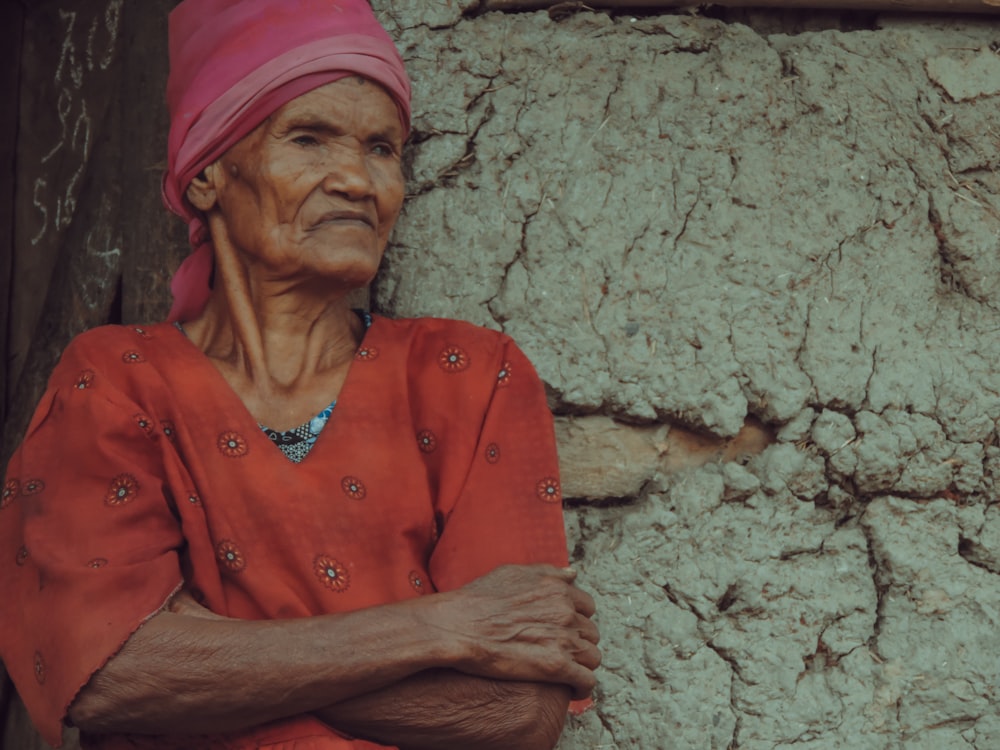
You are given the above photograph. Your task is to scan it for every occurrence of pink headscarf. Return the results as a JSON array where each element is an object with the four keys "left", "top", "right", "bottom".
[{"left": 162, "top": 0, "right": 412, "bottom": 322}]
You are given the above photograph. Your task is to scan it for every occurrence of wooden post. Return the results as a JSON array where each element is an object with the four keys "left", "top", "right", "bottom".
[
  {"left": 3, "top": 1, "right": 131, "bottom": 742},
  {"left": 119, "top": 0, "right": 188, "bottom": 324},
  {"left": 0, "top": 1, "right": 23, "bottom": 447},
  {"left": 479, "top": 0, "right": 1000, "bottom": 12},
  {"left": 0, "top": 0, "right": 24, "bottom": 737},
  {"left": 4, "top": 0, "right": 129, "bottom": 458}
]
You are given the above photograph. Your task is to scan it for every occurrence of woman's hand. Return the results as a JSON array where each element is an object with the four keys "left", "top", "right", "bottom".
[{"left": 426, "top": 564, "right": 601, "bottom": 699}]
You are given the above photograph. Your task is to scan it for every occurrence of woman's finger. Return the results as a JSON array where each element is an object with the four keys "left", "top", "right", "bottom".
[
  {"left": 573, "top": 639, "right": 602, "bottom": 671},
  {"left": 561, "top": 661, "right": 598, "bottom": 700},
  {"left": 568, "top": 585, "right": 597, "bottom": 618},
  {"left": 576, "top": 615, "right": 601, "bottom": 645}
]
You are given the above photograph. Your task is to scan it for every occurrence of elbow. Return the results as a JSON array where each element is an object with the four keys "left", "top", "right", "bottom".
[
  {"left": 529, "top": 699, "right": 570, "bottom": 750},
  {"left": 521, "top": 716, "right": 567, "bottom": 750},
  {"left": 68, "top": 673, "right": 158, "bottom": 734},
  {"left": 506, "top": 683, "right": 571, "bottom": 750},
  {"left": 67, "top": 685, "right": 114, "bottom": 734}
]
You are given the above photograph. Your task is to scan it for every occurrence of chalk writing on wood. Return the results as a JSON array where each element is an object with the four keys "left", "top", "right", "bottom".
[{"left": 30, "top": 0, "right": 123, "bottom": 247}]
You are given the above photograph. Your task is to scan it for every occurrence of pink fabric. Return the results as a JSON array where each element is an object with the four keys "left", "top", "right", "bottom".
[{"left": 162, "top": 0, "right": 412, "bottom": 322}]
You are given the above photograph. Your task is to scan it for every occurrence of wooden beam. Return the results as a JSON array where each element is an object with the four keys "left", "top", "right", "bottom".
[{"left": 479, "top": 0, "right": 1000, "bottom": 13}]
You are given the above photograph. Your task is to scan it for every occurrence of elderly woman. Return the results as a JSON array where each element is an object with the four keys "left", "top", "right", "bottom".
[{"left": 0, "top": 1, "right": 600, "bottom": 749}]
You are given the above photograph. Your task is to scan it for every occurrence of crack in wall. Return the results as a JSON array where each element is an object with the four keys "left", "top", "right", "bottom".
[
  {"left": 704, "top": 639, "right": 743, "bottom": 750},
  {"left": 859, "top": 512, "right": 889, "bottom": 665}
]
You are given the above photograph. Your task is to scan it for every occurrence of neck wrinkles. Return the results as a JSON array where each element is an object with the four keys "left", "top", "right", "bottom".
[{"left": 180, "top": 224, "right": 364, "bottom": 393}]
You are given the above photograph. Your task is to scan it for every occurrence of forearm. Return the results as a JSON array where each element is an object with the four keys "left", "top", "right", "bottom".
[
  {"left": 316, "top": 669, "right": 571, "bottom": 750},
  {"left": 68, "top": 602, "right": 449, "bottom": 736},
  {"left": 69, "top": 565, "right": 599, "bottom": 739}
]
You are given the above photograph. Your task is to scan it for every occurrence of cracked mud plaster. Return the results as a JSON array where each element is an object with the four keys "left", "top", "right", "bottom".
[{"left": 371, "top": 4, "right": 1000, "bottom": 749}]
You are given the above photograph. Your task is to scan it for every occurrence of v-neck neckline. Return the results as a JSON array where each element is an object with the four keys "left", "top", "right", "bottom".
[{"left": 161, "top": 314, "right": 381, "bottom": 462}]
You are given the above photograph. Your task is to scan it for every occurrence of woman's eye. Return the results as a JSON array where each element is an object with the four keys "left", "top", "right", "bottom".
[
  {"left": 292, "top": 135, "right": 318, "bottom": 147},
  {"left": 371, "top": 142, "right": 395, "bottom": 157}
]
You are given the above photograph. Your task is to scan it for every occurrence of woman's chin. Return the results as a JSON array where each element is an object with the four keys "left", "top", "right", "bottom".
[
  {"left": 274, "top": 245, "right": 382, "bottom": 287},
  {"left": 304, "top": 259, "right": 380, "bottom": 293}
]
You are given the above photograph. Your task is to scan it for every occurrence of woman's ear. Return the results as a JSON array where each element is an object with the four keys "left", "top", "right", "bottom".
[{"left": 186, "top": 163, "right": 221, "bottom": 211}]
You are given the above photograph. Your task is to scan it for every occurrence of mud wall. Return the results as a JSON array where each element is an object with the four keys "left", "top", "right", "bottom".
[
  {"left": 4, "top": 1, "right": 1000, "bottom": 748},
  {"left": 375, "top": 4, "right": 1000, "bottom": 749}
]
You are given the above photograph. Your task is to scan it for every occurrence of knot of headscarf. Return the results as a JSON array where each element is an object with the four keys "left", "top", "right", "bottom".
[{"left": 162, "top": 0, "right": 412, "bottom": 322}]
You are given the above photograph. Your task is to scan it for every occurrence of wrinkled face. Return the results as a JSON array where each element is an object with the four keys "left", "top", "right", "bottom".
[{"left": 191, "top": 77, "right": 405, "bottom": 290}]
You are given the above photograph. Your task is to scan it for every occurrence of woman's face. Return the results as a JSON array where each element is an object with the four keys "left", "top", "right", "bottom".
[{"left": 192, "top": 77, "right": 405, "bottom": 291}]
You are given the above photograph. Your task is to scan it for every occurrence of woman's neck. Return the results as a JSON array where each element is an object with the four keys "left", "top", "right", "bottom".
[
  {"left": 178, "top": 215, "right": 376, "bottom": 429},
  {"left": 179, "top": 266, "right": 366, "bottom": 431}
]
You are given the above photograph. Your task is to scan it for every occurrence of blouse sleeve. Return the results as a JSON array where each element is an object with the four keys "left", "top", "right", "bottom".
[
  {"left": 428, "top": 336, "right": 569, "bottom": 592},
  {"left": 0, "top": 337, "right": 184, "bottom": 747},
  {"left": 426, "top": 336, "right": 593, "bottom": 715}
]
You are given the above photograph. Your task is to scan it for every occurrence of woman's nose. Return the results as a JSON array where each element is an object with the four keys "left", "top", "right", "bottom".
[{"left": 321, "top": 142, "right": 374, "bottom": 198}]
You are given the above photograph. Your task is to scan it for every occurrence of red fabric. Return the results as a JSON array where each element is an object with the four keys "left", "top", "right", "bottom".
[
  {"left": 162, "top": 0, "right": 412, "bottom": 322},
  {"left": 0, "top": 317, "right": 573, "bottom": 749}
]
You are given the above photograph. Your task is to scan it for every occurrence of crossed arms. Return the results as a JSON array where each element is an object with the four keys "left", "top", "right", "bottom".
[{"left": 68, "top": 564, "right": 601, "bottom": 750}]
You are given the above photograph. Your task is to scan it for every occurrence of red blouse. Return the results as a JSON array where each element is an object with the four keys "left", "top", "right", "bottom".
[{"left": 0, "top": 316, "right": 571, "bottom": 749}]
